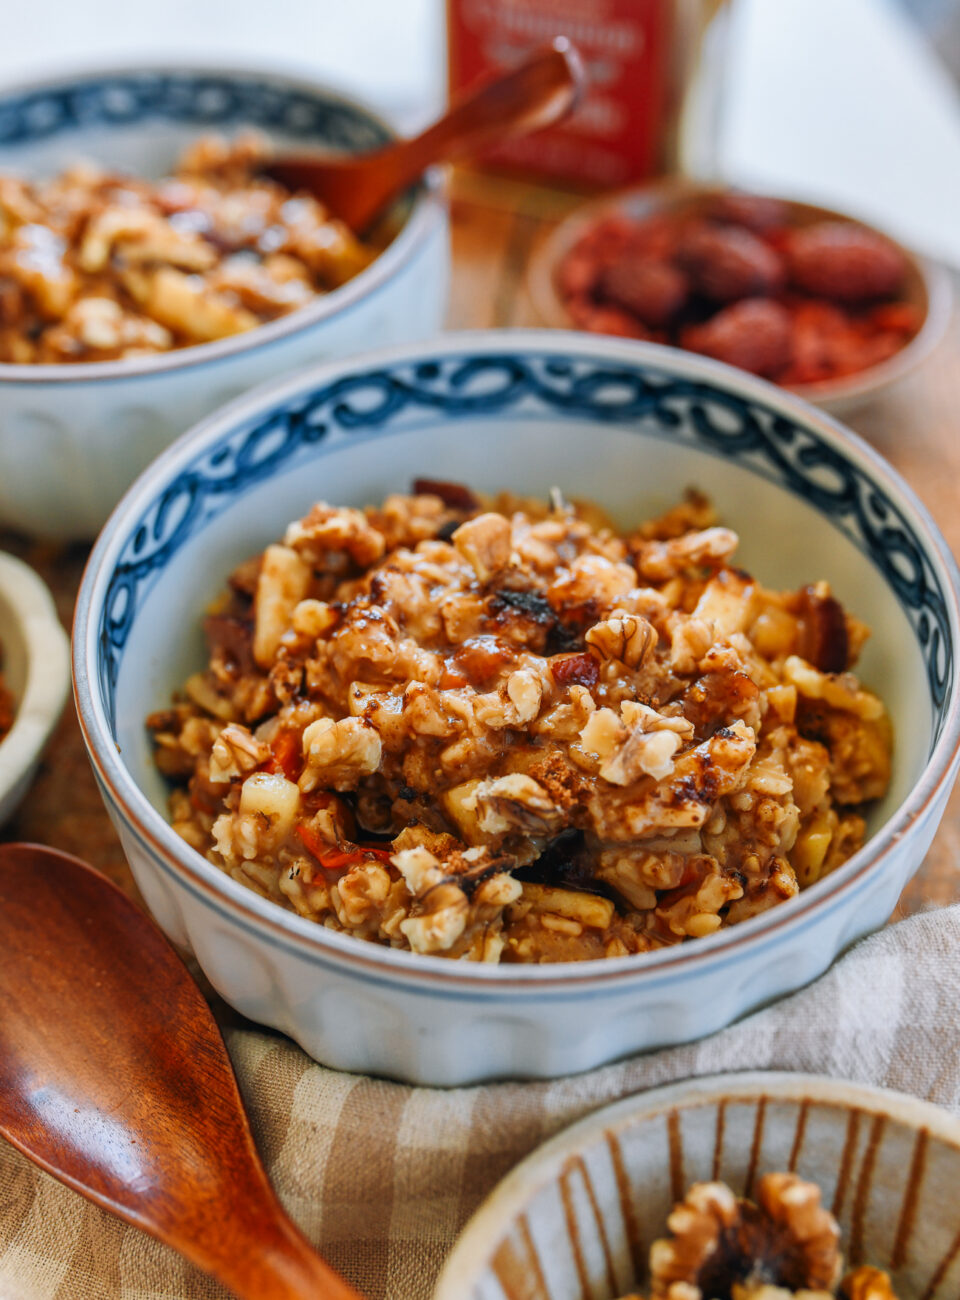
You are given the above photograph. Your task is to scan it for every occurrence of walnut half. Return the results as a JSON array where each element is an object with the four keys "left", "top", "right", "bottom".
[{"left": 649, "top": 1173, "right": 842, "bottom": 1300}]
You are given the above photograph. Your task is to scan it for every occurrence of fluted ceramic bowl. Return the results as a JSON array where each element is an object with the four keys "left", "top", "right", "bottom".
[
  {"left": 73, "top": 331, "right": 960, "bottom": 1085},
  {"left": 0, "top": 61, "right": 448, "bottom": 539},
  {"left": 436, "top": 1072, "right": 960, "bottom": 1299}
]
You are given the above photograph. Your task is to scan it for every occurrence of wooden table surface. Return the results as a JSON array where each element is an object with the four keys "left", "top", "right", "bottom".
[{"left": 3, "top": 174, "right": 959, "bottom": 924}]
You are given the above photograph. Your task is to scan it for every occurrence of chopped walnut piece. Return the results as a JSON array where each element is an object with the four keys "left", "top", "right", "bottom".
[
  {"left": 757, "top": 1173, "right": 842, "bottom": 1293},
  {"left": 841, "top": 1267, "right": 899, "bottom": 1300},
  {"left": 285, "top": 502, "right": 386, "bottom": 568},
  {"left": 586, "top": 611, "right": 658, "bottom": 669},
  {"left": 636, "top": 527, "right": 740, "bottom": 583},
  {"left": 472, "top": 773, "right": 563, "bottom": 835},
  {"left": 123, "top": 265, "right": 258, "bottom": 341},
  {"left": 452, "top": 512, "right": 513, "bottom": 582},
  {"left": 209, "top": 723, "right": 269, "bottom": 782},
  {"left": 299, "top": 717, "right": 382, "bottom": 791},
  {"left": 649, "top": 1173, "right": 842, "bottom": 1300}
]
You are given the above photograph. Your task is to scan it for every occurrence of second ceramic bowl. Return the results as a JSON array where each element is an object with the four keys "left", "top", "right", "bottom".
[{"left": 0, "top": 61, "right": 449, "bottom": 539}]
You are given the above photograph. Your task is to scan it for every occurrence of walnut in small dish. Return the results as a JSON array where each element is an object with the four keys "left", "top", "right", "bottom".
[{"left": 617, "top": 1172, "right": 900, "bottom": 1300}]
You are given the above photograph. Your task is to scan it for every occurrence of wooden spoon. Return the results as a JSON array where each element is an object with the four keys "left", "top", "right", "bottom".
[
  {"left": 263, "top": 37, "right": 585, "bottom": 233},
  {"left": 0, "top": 842, "right": 363, "bottom": 1300}
]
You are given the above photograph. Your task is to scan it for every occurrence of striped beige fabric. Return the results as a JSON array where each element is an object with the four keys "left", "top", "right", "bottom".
[{"left": 2, "top": 906, "right": 958, "bottom": 1300}]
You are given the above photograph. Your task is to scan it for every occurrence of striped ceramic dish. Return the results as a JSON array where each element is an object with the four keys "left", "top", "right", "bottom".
[{"left": 436, "top": 1073, "right": 960, "bottom": 1300}]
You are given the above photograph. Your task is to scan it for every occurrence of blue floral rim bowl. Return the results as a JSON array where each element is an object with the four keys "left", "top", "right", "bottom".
[
  {"left": 74, "top": 331, "right": 960, "bottom": 1086},
  {"left": 0, "top": 61, "right": 449, "bottom": 538}
]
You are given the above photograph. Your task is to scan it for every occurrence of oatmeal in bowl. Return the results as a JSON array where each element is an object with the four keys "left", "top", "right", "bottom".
[
  {"left": 0, "top": 132, "right": 380, "bottom": 365},
  {"left": 149, "top": 483, "right": 891, "bottom": 965}
]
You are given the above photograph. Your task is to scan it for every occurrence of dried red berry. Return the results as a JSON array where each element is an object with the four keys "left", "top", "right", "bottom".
[
  {"left": 597, "top": 256, "right": 689, "bottom": 327},
  {"left": 682, "top": 299, "right": 793, "bottom": 378},
  {"left": 412, "top": 478, "right": 479, "bottom": 510},
  {"left": 678, "top": 222, "right": 786, "bottom": 301},
  {"left": 786, "top": 222, "right": 907, "bottom": 302}
]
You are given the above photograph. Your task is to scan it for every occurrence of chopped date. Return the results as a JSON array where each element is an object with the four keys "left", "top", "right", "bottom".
[
  {"left": 452, "top": 635, "right": 516, "bottom": 687},
  {"left": 227, "top": 554, "right": 262, "bottom": 598},
  {"left": 412, "top": 477, "right": 479, "bottom": 511},
  {"left": 798, "top": 585, "right": 849, "bottom": 673},
  {"left": 550, "top": 651, "right": 600, "bottom": 688},
  {"left": 514, "top": 831, "right": 621, "bottom": 904},
  {"left": 435, "top": 518, "right": 462, "bottom": 542},
  {"left": 682, "top": 671, "right": 760, "bottom": 735},
  {"left": 489, "top": 586, "right": 556, "bottom": 626},
  {"left": 203, "top": 614, "right": 255, "bottom": 674}
]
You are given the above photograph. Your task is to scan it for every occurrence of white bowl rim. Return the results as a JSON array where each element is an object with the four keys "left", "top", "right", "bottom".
[
  {"left": 0, "top": 56, "right": 445, "bottom": 387},
  {"left": 0, "top": 552, "right": 70, "bottom": 807},
  {"left": 526, "top": 177, "right": 954, "bottom": 409},
  {"left": 433, "top": 1069, "right": 960, "bottom": 1300},
  {"left": 73, "top": 328, "right": 960, "bottom": 995}
]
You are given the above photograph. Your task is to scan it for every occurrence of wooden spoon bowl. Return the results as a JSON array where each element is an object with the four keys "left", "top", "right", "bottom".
[
  {"left": 0, "top": 842, "right": 362, "bottom": 1300},
  {"left": 263, "top": 38, "right": 585, "bottom": 233}
]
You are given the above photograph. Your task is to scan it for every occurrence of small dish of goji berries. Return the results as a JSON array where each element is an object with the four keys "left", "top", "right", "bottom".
[{"left": 529, "top": 182, "right": 952, "bottom": 414}]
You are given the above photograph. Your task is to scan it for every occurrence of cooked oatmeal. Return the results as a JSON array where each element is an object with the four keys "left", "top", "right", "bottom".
[
  {"left": 147, "top": 483, "right": 892, "bottom": 964},
  {"left": 618, "top": 1171, "right": 898, "bottom": 1299},
  {"left": 0, "top": 133, "right": 379, "bottom": 364}
]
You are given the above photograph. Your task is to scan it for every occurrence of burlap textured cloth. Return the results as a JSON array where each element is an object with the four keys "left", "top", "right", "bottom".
[{"left": 1, "top": 906, "right": 958, "bottom": 1300}]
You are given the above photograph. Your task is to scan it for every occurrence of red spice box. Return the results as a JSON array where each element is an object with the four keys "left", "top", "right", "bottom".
[{"left": 447, "top": 0, "right": 730, "bottom": 188}]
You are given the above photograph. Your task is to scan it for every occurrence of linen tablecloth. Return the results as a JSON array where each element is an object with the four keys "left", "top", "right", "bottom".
[{"left": 1, "top": 905, "right": 958, "bottom": 1299}]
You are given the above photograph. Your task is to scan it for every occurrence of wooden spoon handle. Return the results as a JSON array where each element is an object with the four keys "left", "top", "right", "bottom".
[
  {"left": 342, "top": 37, "right": 583, "bottom": 230},
  {"left": 204, "top": 1215, "right": 362, "bottom": 1300},
  {"left": 399, "top": 36, "right": 584, "bottom": 173}
]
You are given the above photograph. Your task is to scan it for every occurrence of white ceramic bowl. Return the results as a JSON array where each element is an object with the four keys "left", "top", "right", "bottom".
[
  {"left": 73, "top": 331, "right": 960, "bottom": 1086},
  {"left": 0, "top": 61, "right": 449, "bottom": 540},
  {"left": 528, "top": 181, "right": 953, "bottom": 417},
  {"left": 437, "top": 1072, "right": 960, "bottom": 1299},
  {"left": 0, "top": 553, "right": 70, "bottom": 825}
]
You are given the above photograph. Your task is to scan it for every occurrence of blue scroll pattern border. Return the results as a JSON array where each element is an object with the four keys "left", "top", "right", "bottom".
[
  {"left": 98, "top": 353, "right": 953, "bottom": 737},
  {"left": 0, "top": 71, "right": 390, "bottom": 151}
]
